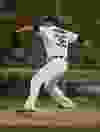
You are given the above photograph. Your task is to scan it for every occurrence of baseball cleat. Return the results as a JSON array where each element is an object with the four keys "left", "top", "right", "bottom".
[
  {"left": 57, "top": 102, "right": 77, "bottom": 109},
  {"left": 24, "top": 104, "right": 36, "bottom": 112},
  {"left": 24, "top": 100, "right": 41, "bottom": 112}
]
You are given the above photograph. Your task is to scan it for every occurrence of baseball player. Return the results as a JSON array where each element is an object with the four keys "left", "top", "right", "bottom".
[
  {"left": 16, "top": 16, "right": 79, "bottom": 111},
  {"left": 23, "top": 16, "right": 80, "bottom": 112}
]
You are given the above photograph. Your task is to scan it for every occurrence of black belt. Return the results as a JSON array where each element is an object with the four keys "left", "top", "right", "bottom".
[
  {"left": 54, "top": 56, "right": 64, "bottom": 58},
  {"left": 47, "top": 56, "right": 64, "bottom": 62}
]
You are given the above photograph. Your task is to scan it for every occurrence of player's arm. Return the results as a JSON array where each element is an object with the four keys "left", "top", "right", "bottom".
[
  {"left": 70, "top": 33, "right": 90, "bottom": 48},
  {"left": 16, "top": 25, "right": 33, "bottom": 32}
]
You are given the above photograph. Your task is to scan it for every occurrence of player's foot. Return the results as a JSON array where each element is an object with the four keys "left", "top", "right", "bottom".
[
  {"left": 24, "top": 96, "right": 40, "bottom": 112},
  {"left": 24, "top": 102, "right": 37, "bottom": 112},
  {"left": 62, "top": 96, "right": 73, "bottom": 105},
  {"left": 57, "top": 102, "right": 77, "bottom": 109},
  {"left": 56, "top": 96, "right": 77, "bottom": 109}
]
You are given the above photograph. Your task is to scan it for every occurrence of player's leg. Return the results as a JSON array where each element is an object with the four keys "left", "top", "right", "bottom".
[
  {"left": 45, "top": 75, "right": 75, "bottom": 108},
  {"left": 49, "top": 84, "right": 73, "bottom": 107},
  {"left": 24, "top": 70, "right": 45, "bottom": 111},
  {"left": 24, "top": 57, "right": 62, "bottom": 111},
  {"left": 24, "top": 58, "right": 60, "bottom": 111},
  {"left": 44, "top": 58, "right": 76, "bottom": 108}
]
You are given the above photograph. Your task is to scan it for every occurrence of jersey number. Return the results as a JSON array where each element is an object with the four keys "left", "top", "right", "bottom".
[{"left": 56, "top": 36, "right": 68, "bottom": 48}]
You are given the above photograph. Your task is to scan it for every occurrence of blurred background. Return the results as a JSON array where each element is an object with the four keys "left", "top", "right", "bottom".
[
  {"left": 0, "top": 0, "right": 15, "bottom": 16},
  {"left": 0, "top": 0, "right": 100, "bottom": 98}
]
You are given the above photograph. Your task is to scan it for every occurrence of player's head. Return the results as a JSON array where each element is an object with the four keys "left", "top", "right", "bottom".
[
  {"left": 40, "top": 16, "right": 64, "bottom": 28},
  {"left": 33, "top": 16, "right": 64, "bottom": 33},
  {"left": 36, "top": 16, "right": 70, "bottom": 47}
]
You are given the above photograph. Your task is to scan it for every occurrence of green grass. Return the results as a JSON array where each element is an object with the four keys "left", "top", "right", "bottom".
[{"left": 0, "top": 96, "right": 100, "bottom": 112}]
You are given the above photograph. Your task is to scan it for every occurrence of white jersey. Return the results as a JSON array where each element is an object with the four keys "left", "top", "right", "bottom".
[{"left": 40, "top": 25, "right": 79, "bottom": 59}]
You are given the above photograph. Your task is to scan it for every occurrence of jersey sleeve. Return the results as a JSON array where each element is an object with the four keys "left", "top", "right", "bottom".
[{"left": 67, "top": 32, "right": 80, "bottom": 47}]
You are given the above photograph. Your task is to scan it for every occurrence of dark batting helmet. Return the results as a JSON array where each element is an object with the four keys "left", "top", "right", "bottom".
[
  {"left": 32, "top": 16, "right": 64, "bottom": 32},
  {"left": 40, "top": 16, "right": 64, "bottom": 28}
]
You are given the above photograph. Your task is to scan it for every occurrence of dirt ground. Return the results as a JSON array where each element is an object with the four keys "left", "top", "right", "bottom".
[{"left": 0, "top": 112, "right": 100, "bottom": 128}]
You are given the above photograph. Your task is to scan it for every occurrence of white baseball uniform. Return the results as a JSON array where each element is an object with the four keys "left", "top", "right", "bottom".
[{"left": 25, "top": 25, "right": 79, "bottom": 110}]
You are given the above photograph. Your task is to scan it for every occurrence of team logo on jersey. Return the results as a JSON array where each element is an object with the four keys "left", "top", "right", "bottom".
[{"left": 55, "top": 34, "right": 69, "bottom": 48}]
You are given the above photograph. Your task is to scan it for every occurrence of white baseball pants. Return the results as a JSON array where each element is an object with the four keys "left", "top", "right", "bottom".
[{"left": 30, "top": 57, "right": 66, "bottom": 97}]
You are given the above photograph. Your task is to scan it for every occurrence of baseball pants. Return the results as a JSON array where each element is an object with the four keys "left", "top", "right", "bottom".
[
  {"left": 30, "top": 57, "right": 66, "bottom": 97},
  {"left": 24, "top": 56, "right": 73, "bottom": 110}
]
